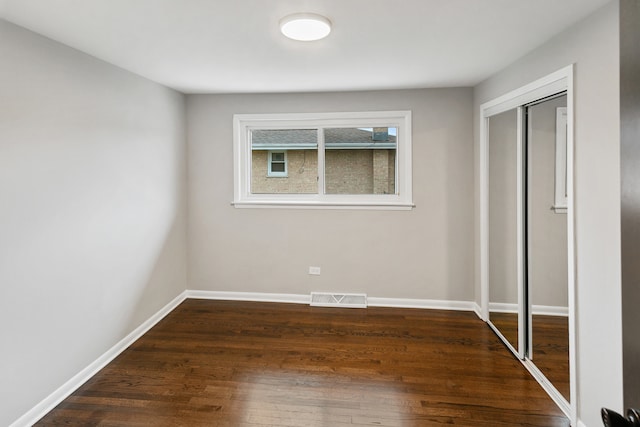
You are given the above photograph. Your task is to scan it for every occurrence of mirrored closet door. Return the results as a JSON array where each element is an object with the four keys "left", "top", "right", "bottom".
[
  {"left": 487, "top": 107, "right": 523, "bottom": 357},
  {"left": 526, "top": 94, "right": 570, "bottom": 402},
  {"left": 481, "top": 67, "right": 574, "bottom": 421}
]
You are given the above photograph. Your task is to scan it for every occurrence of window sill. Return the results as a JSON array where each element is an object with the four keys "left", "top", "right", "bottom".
[{"left": 231, "top": 200, "right": 415, "bottom": 210}]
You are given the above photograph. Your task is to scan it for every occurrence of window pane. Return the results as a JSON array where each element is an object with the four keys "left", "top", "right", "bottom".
[
  {"left": 324, "top": 127, "right": 397, "bottom": 195},
  {"left": 271, "top": 162, "right": 285, "bottom": 172},
  {"left": 251, "top": 129, "right": 318, "bottom": 194}
]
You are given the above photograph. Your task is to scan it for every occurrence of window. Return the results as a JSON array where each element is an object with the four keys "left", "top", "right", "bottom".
[
  {"left": 233, "top": 111, "right": 413, "bottom": 209},
  {"left": 553, "top": 107, "right": 568, "bottom": 213},
  {"left": 268, "top": 151, "right": 287, "bottom": 177}
]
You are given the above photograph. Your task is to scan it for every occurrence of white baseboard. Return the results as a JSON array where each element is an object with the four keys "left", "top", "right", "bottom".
[
  {"left": 186, "top": 290, "right": 310, "bottom": 304},
  {"left": 186, "top": 290, "right": 478, "bottom": 313},
  {"left": 472, "top": 302, "right": 483, "bottom": 319},
  {"left": 12, "top": 290, "right": 478, "bottom": 427},
  {"left": 367, "top": 296, "right": 478, "bottom": 312},
  {"left": 488, "top": 302, "right": 518, "bottom": 313},
  {"left": 576, "top": 420, "right": 587, "bottom": 427},
  {"left": 488, "top": 302, "right": 569, "bottom": 317},
  {"left": 10, "top": 291, "right": 188, "bottom": 427},
  {"left": 533, "top": 304, "right": 570, "bottom": 317}
]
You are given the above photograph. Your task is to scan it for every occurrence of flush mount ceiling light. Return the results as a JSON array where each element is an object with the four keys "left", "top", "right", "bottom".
[{"left": 279, "top": 13, "right": 331, "bottom": 41}]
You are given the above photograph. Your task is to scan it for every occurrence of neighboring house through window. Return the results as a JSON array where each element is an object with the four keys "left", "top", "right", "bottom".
[{"left": 234, "top": 111, "right": 413, "bottom": 209}]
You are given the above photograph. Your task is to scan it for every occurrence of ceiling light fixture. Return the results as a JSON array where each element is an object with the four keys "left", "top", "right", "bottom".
[{"left": 279, "top": 13, "right": 331, "bottom": 41}]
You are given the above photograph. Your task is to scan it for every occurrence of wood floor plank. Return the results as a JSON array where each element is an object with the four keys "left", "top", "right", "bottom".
[
  {"left": 532, "top": 314, "right": 570, "bottom": 400},
  {"left": 35, "top": 299, "right": 569, "bottom": 426}
]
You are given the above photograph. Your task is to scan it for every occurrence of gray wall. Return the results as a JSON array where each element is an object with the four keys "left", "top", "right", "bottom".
[
  {"left": 474, "top": 2, "right": 622, "bottom": 425},
  {"left": 488, "top": 109, "right": 518, "bottom": 306},
  {"left": 620, "top": 0, "right": 640, "bottom": 411},
  {"left": 187, "top": 89, "right": 474, "bottom": 301},
  {"left": 0, "top": 20, "right": 188, "bottom": 426}
]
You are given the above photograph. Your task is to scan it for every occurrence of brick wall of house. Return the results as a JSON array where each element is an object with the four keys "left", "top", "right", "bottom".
[
  {"left": 251, "top": 149, "right": 396, "bottom": 194},
  {"left": 251, "top": 150, "right": 318, "bottom": 194},
  {"left": 325, "top": 149, "right": 373, "bottom": 194},
  {"left": 373, "top": 149, "right": 396, "bottom": 194},
  {"left": 326, "top": 149, "right": 396, "bottom": 194}
]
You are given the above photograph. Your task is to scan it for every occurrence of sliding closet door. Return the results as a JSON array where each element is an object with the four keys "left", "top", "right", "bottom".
[
  {"left": 526, "top": 94, "right": 570, "bottom": 402},
  {"left": 480, "top": 66, "right": 575, "bottom": 422},
  {"left": 487, "top": 108, "right": 524, "bottom": 357}
]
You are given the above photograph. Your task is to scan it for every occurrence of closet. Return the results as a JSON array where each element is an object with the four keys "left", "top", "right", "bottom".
[{"left": 480, "top": 67, "right": 576, "bottom": 422}]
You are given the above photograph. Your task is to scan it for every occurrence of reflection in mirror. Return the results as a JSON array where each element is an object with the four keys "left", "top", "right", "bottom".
[
  {"left": 527, "top": 94, "right": 570, "bottom": 402},
  {"left": 488, "top": 108, "right": 520, "bottom": 353}
]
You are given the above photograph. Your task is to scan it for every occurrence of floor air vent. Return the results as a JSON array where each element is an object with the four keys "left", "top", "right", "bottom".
[{"left": 310, "top": 292, "right": 367, "bottom": 308}]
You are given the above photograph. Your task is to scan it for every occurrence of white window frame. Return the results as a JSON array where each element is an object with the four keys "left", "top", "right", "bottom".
[
  {"left": 267, "top": 150, "right": 288, "bottom": 177},
  {"left": 553, "top": 107, "right": 568, "bottom": 213},
  {"left": 233, "top": 111, "right": 413, "bottom": 210}
]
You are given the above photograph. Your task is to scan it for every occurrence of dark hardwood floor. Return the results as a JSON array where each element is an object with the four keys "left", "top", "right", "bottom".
[
  {"left": 36, "top": 299, "right": 569, "bottom": 426},
  {"left": 532, "top": 315, "right": 570, "bottom": 401},
  {"left": 489, "top": 312, "right": 570, "bottom": 401},
  {"left": 488, "top": 312, "right": 519, "bottom": 351}
]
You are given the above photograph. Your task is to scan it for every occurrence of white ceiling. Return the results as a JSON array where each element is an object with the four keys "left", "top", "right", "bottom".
[{"left": 0, "top": 0, "right": 611, "bottom": 94}]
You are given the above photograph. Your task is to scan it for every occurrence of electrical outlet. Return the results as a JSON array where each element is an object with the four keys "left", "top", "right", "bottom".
[{"left": 308, "top": 266, "right": 321, "bottom": 275}]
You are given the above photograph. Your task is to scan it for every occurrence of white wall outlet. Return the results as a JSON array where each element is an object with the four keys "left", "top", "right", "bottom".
[{"left": 308, "top": 266, "right": 321, "bottom": 275}]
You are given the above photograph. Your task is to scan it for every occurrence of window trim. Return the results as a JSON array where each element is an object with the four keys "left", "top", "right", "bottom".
[
  {"left": 233, "top": 111, "right": 413, "bottom": 210},
  {"left": 553, "top": 107, "right": 568, "bottom": 214},
  {"left": 267, "top": 150, "right": 288, "bottom": 177}
]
